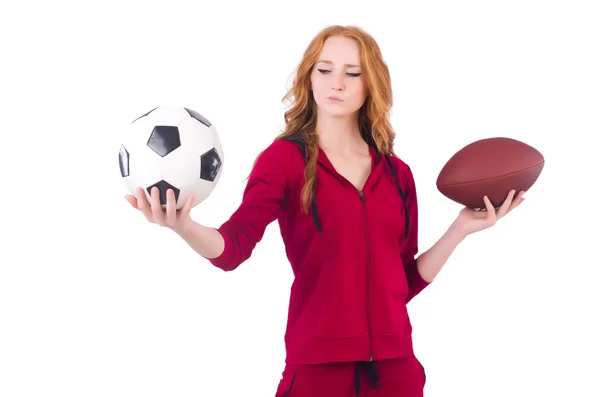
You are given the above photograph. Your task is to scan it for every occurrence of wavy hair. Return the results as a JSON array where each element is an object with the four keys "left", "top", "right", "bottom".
[{"left": 252, "top": 25, "right": 396, "bottom": 213}]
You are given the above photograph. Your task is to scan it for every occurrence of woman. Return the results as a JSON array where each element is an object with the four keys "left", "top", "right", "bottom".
[{"left": 126, "top": 25, "right": 525, "bottom": 397}]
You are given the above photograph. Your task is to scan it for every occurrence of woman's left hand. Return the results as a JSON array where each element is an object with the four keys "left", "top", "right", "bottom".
[{"left": 454, "top": 189, "right": 526, "bottom": 237}]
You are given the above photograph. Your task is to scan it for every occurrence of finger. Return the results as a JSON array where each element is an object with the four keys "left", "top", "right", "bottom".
[
  {"left": 179, "top": 193, "right": 195, "bottom": 219},
  {"left": 504, "top": 189, "right": 524, "bottom": 213},
  {"left": 136, "top": 188, "right": 154, "bottom": 222},
  {"left": 150, "top": 187, "right": 165, "bottom": 225},
  {"left": 497, "top": 189, "right": 516, "bottom": 218},
  {"left": 483, "top": 195, "right": 497, "bottom": 224},
  {"left": 511, "top": 190, "right": 526, "bottom": 210},
  {"left": 125, "top": 195, "right": 138, "bottom": 209},
  {"left": 165, "top": 189, "right": 177, "bottom": 226}
]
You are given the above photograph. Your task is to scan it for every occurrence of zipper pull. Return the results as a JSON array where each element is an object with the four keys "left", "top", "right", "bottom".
[{"left": 359, "top": 191, "right": 365, "bottom": 202}]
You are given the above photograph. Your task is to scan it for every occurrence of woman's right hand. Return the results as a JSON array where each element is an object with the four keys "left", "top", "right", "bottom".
[{"left": 125, "top": 187, "right": 195, "bottom": 231}]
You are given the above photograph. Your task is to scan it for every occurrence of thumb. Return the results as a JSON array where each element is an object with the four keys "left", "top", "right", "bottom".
[
  {"left": 178, "top": 193, "right": 195, "bottom": 218},
  {"left": 125, "top": 195, "right": 139, "bottom": 209}
]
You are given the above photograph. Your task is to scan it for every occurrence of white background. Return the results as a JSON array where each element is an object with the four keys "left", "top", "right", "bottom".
[{"left": 2, "top": 0, "right": 599, "bottom": 396}]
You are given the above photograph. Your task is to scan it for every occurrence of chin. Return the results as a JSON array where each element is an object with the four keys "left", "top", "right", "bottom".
[
  {"left": 327, "top": 109, "right": 359, "bottom": 119},
  {"left": 318, "top": 103, "right": 355, "bottom": 118}
]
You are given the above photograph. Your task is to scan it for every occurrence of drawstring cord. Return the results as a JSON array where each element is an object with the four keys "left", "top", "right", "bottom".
[{"left": 354, "top": 361, "right": 380, "bottom": 396}]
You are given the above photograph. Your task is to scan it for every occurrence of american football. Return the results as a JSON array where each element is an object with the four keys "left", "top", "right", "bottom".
[{"left": 436, "top": 137, "right": 544, "bottom": 209}]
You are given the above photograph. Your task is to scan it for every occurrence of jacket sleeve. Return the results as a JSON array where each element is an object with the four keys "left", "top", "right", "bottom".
[
  {"left": 208, "top": 140, "right": 290, "bottom": 271},
  {"left": 400, "top": 163, "right": 431, "bottom": 303}
]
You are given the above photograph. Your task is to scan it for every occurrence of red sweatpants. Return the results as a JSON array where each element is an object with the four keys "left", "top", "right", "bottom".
[{"left": 274, "top": 356, "right": 426, "bottom": 397}]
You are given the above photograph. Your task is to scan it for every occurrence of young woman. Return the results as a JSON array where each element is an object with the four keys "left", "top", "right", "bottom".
[{"left": 126, "top": 25, "right": 525, "bottom": 397}]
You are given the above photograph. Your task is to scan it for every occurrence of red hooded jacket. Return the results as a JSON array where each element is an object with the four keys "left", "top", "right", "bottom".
[{"left": 208, "top": 137, "right": 430, "bottom": 365}]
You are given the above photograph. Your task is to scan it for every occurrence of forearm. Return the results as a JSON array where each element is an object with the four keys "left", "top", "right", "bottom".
[
  {"left": 416, "top": 220, "right": 467, "bottom": 283},
  {"left": 172, "top": 220, "right": 225, "bottom": 259}
]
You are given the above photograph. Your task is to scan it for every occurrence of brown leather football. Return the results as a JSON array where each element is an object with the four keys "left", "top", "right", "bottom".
[{"left": 436, "top": 137, "right": 545, "bottom": 209}]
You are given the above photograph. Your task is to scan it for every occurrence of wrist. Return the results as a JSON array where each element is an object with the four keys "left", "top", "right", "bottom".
[
  {"left": 449, "top": 219, "right": 469, "bottom": 241},
  {"left": 170, "top": 217, "right": 195, "bottom": 236}
]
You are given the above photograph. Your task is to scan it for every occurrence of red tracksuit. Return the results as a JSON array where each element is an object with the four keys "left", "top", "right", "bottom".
[{"left": 209, "top": 137, "right": 431, "bottom": 396}]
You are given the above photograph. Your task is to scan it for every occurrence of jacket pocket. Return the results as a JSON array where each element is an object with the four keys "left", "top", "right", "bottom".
[
  {"left": 275, "top": 369, "right": 298, "bottom": 397},
  {"left": 413, "top": 356, "right": 426, "bottom": 387}
]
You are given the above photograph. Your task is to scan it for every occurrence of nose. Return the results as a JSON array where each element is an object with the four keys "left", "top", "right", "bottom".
[{"left": 331, "top": 73, "right": 344, "bottom": 91}]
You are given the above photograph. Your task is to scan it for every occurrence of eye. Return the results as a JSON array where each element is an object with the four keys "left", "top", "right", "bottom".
[{"left": 317, "top": 69, "right": 362, "bottom": 77}]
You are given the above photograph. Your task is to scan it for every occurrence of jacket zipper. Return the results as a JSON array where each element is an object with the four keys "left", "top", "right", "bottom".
[{"left": 359, "top": 190, "right": 374, "bottom": 362}]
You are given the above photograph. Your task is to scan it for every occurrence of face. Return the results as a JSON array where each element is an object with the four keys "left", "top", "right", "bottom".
[{"left": 310, "top": 36, "right": 368, "bottom": 118}]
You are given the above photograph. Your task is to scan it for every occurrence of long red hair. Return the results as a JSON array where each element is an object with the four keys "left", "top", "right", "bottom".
[{"left": 253, "top": 25, "right": 396, "bottom": 213}]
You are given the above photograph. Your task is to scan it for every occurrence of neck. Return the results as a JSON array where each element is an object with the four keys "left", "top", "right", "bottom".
[{"left": 315, "top": 112, "right": 366, "bottom": 155}]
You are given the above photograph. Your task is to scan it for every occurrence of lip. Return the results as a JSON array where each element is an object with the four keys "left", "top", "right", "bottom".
[{"left": 327, "top": 96, "right": 343, "bottom": 102}]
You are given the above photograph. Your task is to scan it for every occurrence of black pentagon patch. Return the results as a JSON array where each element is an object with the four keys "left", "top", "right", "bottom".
[
  {"left": 200, "top": 148, "right": 222, "bottom": 182},
  {"left": 185, "top": 107, "right": 212, "bottom": 127},
  {"left": 119, "top": 145, "right": 130, "bottom": 177},
  {"left": 132, "top": 106, "right": 158, "bottom": 123},
  {"left": 147, "top": 125, "right": 181, "bottom": 157},
  {"left": 146, "top": 180, "right": 180, "bottom": 206}
]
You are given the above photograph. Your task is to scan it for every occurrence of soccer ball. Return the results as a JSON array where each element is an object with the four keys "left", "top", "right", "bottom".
[{"left": 118, "top": 105, "right": 224, "bottom": 210}]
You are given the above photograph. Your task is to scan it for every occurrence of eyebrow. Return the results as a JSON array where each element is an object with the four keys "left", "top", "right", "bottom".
[{"left": 316, "top": 60, "right": 362, "bottom": 68}]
